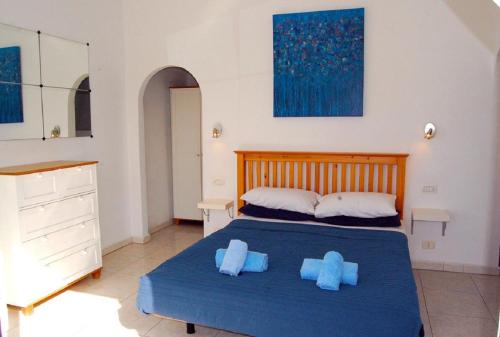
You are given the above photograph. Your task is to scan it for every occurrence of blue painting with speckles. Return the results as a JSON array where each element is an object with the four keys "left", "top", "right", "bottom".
[
  {"left": 0, "top": 46, "right": 24, "bottom": 123},
  {"left": 273, "top": 8, "right": 364, "bottom": 117}
]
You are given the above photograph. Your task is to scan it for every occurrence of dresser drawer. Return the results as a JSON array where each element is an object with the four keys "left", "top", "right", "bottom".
[
  {"left": 16, "top": 172, "right": 58, "bottom": 208},
  {"left": 23, "top": 219, "right": 97, "bottom": 261},
  {"left": 19, "top": 193, "right": 97, "bottom": 241},
  {"left": 58, "top": 165, "right": 96, "bottom": 198},
  {"left": 46, "top": 244, "right": 99, "bottom": 281}
]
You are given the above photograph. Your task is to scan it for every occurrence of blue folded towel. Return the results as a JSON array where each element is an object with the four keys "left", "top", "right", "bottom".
[
  {"left": 219, "top": 239, "right": 248, "bottom": 276},
  {"left": 216, "top": 248, "right": 268, "bottom": 272},
  {"left": 300, "top": 259, "right": 358, "bottom": 286},
  {"left": 316, "top": 251, "right": 344, "bottom": 291}
]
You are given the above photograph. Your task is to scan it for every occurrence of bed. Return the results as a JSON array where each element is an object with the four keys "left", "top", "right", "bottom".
[{"left": 137, "top": 151, "right": 423, "bottom": 337}]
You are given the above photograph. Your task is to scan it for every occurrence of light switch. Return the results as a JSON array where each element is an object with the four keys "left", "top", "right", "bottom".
[{"left": 213, "top": 178, "right": 225, "bottom": 186}]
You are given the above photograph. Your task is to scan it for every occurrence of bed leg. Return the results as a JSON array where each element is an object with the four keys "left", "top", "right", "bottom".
[
  {"left": 419, "top": 324, "right": 425, "bottom": 337},
  {"left": 186, "top": 323, "right": 195, "bottom": 334}
]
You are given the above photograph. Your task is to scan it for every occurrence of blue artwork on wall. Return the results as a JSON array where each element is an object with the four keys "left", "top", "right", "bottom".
[
  {"left": 273, "top": 8, "right": 364, "bottom": 117},
  {"left": 0, "top": 46, "right": 24, "bottom": 123}
]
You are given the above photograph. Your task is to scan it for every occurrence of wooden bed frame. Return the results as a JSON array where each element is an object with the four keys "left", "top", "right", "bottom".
[
  {"left": 160, "top": 151, "right": 412, "bottom": 336},
  {"left": 236, "top": 151, "right": 409, "bottom": 218}
]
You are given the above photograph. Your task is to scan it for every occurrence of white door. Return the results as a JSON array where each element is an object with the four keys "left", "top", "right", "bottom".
[{"left": 171, "top": 88, "right": 202, "bottom": 221}]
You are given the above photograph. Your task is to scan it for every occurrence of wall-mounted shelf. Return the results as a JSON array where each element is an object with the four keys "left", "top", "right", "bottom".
[
  {"left": 197, "top": 199, "right": 234, "bottom": 222},
  {"left": 411, "top": 208, "right": 450, "bottom": 236}
]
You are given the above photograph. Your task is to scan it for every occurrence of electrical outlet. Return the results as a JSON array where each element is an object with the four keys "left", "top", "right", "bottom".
[
  {"left": 422, "top": 185, "right": 438, "bottom": 193},
  {"left": 422, "top": 241, "right": 436, "bottom": 250}
]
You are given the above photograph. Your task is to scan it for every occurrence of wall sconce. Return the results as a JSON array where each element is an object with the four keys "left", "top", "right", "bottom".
[
  {"left": 424, "top": 122, "right": 436, "bottom": 139},
  {"left": 212, "top": 123, "right": 222, "bottom": 138}
]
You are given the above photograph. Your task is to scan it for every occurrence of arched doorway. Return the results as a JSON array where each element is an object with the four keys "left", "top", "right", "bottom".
[
  {"left": 141, "top": 66, "right": 202, "bottom": 234},
  {"left": 67, "top": 75, "right": 91, "bottom": 137}
]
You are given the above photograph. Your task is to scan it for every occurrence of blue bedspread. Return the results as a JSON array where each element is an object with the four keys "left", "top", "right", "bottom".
[{"left": 137, "top": 219, "right": 422, "bottom": 337}]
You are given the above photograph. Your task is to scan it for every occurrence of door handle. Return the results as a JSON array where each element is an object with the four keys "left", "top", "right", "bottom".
[{"left": 196, "top": 154, "right": 202, "bottom": 157}]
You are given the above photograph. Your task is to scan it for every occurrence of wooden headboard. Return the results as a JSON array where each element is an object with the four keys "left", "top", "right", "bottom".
[{"left": 235, "top": 151, "right": 409, "bottom": 218}]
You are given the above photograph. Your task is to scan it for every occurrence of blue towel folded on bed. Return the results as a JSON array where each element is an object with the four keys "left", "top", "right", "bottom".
[
  {"left": 316, "top": 251, "right": 344, "bottom": 291},
  {"left": 216, "top": 248, "right": 268, "bottom": 272},
  {"left": 300, "top": 259, "right": 358, "bottom": 286},
  {"left": 219, "top": 239, "right": 248, "bottom": 276}
]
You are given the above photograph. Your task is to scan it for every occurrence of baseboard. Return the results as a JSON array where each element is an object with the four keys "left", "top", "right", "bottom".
[
  {"left": 149, "top": 221, "right": 172, "bottom": 234},
  {"left": 102, "top": 233, "right": 152, "bottom": 255},
  {"left": 412, "top": 260, "right": 499, "bottom": 276},
  {"left": 463, "top": 264, "right": 499, "bottom": 275},
  {"left": 102, "top": 223, "right": 169, "bottom": 255},
  {"left": 132, "top": 234, "right": 151, "bottom": 244},
  {"left": 102, "top": 237, "right": 132, "bottom": 256},
  {"left": 412, "top": 260, "right": 444, "bottom": 271}
]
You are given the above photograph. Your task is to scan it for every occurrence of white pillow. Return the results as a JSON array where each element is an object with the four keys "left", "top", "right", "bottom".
[
  {"left": 241, "top": 187, "right": 319, "bottom": 215},
  {"left": 315, "top": 192, "right": 397, "bottom": 218}
]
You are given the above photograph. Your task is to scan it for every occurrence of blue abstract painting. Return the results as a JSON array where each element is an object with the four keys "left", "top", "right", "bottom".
[
  {"left": 273, "top": 8, "right": 364, "bottom": 117},
  {"left": 0, "top": 46, "right": 24, "bottom": 123}
]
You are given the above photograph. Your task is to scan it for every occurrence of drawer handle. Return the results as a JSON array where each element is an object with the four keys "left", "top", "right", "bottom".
[
  {"left": 78, "top": 196, "right": 84, "bottom": 201},
  {"left": 38, "top": 206, "right": 45, "bottom": 212},
  {"left": 36, "top": 173, "right": 43, "bottom": 178},
  {"left": 76, "top": 167, "right": 82, "bottom": 172},
  {"left": 41, "top": 235, "right": 48, "bottom": 242},
  {"left": 80, "top": 223, "right": 87, "bottom": 229},
  {"left": 81, "top": 249, "right": 88, "bottom": 255}
]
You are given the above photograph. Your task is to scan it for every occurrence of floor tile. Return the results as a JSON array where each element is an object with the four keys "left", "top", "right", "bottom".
[
  {"left": 472, "top": 274, "right": 500, "bottom": 321},
  {"left": 421, "top": 317, "right": 433, "bottom": 337},
  {"left": 424, "top": 288, "right": 492, "bottom": 318},
  {"left": 74, "top": 271, "right": 139, "bottom": 301},
  {"left": 4, "top": 293, "right": 96, "bottom": 337},
  {"left": 429, "top": 314, "right": 498, "bottom": 337},
  {"left": 8, "top": 223, "right": 497, "bottom": 337},
  {"left": 216, "top": 330, "right": 249, "bottom": 337},
  {"left": 72, "top": 321, "right": 145, "bottom": 337},
  {"left": 414, "top": 269, "right": 433, "bottom": 336},
  {"left": 146, "top": 319, "right": 219, "bottom": 337},
  {"left": 102, "top": 251, "right": 142, "bottom": 273},
  {"left": 413, "top": 270, "right": 422, "bottom": 286},
  {"left": 420, "top": 270, "right": 478, "bottom": 294},
  {"left": 146, "top": 245, "right": 177, "bottom": 262},
  {"left": 418, "top": 291, "right": 433, "bottom": 336},
  {"left": 471, "top": 274, "right": 499, "bottom": 296},
  {"left": 116, "top": 256, "right": 165, "bottom": 279}
]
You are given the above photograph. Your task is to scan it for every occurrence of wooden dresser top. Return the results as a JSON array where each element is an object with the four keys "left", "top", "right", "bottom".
[{"left": 0, "top": 161, "right": 98, "bottom": 176}]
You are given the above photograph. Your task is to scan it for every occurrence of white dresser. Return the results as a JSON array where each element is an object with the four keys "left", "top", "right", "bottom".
[{"left": 0, "top": 161, "right": 102, "bottom": 315}]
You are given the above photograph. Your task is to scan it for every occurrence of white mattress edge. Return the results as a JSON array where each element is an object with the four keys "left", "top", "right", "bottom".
[{"left": 236, "top": 214, "right": 408, "bottom": 235}]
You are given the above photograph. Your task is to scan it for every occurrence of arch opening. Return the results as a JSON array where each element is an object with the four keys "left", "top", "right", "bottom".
[{"left": 140, "top": 66, "right": 203, "bottom": 235}]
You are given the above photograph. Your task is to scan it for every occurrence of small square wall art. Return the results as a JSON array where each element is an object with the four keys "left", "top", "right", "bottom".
[{"left": 273, "top": 8, "right": 364, "bottom": 117}]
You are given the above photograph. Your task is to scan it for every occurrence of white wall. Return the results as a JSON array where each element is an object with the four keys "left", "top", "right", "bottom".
[
  {"left": 0, "top": 0, "right": 131, "bottom": 250},
  {"left": 143, "top": 67, "right": 198, "bottom": 231},
  {"left": 492, "top": 51, "right": 500, "bottom": 270},
  {"left": 122, "top": 0, "right": 500, "bottom": 271},
  {"left": 143, "top": 73, "right": 172, "bottom": 231}
]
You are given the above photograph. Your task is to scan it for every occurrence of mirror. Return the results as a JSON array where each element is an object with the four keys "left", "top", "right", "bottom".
[
  {"left": 39, "top": 34, "right": 89, "bottom": 90},
  {"left": 42, "top": 85, "right": 91, "bottom": 138},
  {"left": 0, "top": 83, "right": 43, "bottom": 140},
  {"left": 0, "top": 23, "right": 40, "bottom": 85},
  {"left": 0, "top": 23, "right": 91, "bottom": 140}
]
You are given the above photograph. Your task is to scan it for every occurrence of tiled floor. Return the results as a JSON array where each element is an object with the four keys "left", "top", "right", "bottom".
[{"left": 5, "top": 223, "right": 500, "bottom": 337}]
